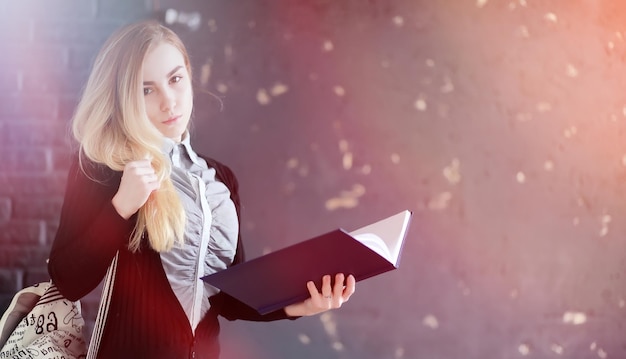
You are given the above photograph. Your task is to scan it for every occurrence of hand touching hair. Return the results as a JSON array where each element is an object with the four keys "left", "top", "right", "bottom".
[{"left": 72, "top": 21, "right": 192, "bottom": 252}]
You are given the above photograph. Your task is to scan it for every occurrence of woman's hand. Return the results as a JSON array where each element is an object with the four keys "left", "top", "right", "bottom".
[
  {"left": 284, "top": 273, "right": 356, "bottom": 317},
  {"left": 112, "top": 159, "right": 160, "bottom": 219}
]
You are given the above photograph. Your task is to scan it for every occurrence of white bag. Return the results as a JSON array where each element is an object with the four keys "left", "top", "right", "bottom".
[
  {"left": 0, "top": 282, "right": 87, "bottom": 359},
  {"left": 0, "top": 254, "right": 117, "bottom": 359}
]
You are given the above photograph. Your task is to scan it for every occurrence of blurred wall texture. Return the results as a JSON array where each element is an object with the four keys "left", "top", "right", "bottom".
[{"left": 1, "top": 0, "right": 625, "bottom": 358}]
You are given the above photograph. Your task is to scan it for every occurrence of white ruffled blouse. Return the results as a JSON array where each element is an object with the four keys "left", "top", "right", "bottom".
[{"left": 159, "top": 134, "right": 239, "bottom": 332}]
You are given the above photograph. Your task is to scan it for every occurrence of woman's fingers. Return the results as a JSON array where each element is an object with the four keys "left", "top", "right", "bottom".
[
  {"left": 122, "top": 161, "right": 159, "bottom": 194},
  {"left": 125, "top": 160, "right": 158, "bottom": 183},
  {"left": 342, "top": 274, "right": 356, "bottom": 302},
  {"left": 321, "top": 274, "right": 332, "bottom": 300},
  {"left": 332, "top": 273, "right": 345, "bottom": 295},
  {"left": 112, "top": 160, "right": 160, "bottom": 219},
  {"left": 292, "top": 273, "right": 356, "bottom": 316},
  {"left": 322, "top": 273, "right": 355, "bottom": 307}
]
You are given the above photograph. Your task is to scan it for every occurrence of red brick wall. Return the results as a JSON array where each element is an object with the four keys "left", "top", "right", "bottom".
[{"left": 0, "top": 0, "right": 151, "bottom": 321}]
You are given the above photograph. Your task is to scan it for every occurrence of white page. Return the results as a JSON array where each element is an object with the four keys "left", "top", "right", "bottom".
[
  {"left": 351, "top": 233, "right": 392, "bottom": 262},
  {"left": 348, "top": 210, "right": 412, "bottom": 266}
]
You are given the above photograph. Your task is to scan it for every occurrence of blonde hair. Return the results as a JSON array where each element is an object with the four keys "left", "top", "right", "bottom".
[{"left": 72, "top": 21, "right": 190, "bottom": 252}]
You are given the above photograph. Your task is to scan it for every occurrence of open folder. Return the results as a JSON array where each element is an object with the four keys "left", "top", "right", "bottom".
[{"left": 202, "top": 210, "right": 413, "bottom": 314}]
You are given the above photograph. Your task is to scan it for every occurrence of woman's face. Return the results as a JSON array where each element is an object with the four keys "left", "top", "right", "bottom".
[{"left": 141, "top": 42, "right": 193, "bottom": 142}]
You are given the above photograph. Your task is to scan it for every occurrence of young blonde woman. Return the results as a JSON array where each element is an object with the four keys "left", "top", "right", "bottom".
[{"left": 48, "top": 20, "right": 355, "bottom": 358}]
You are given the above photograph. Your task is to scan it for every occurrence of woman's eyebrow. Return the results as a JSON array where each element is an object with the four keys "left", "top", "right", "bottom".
[{"left": 143, "top": 65, "right": 184, "bottom": 85}]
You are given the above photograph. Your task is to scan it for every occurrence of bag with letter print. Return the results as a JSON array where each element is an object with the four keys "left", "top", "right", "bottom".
[{"left": 0, "top": 282, "right": 87, "bottom": 359}]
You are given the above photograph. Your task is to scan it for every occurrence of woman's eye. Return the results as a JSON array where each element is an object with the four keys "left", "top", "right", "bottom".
[
  {"left": 143, "top": 87, "right": 153, "bottom": 96},
  {"left": 171, "top": 75, "right": 182, "bottom": 84}
]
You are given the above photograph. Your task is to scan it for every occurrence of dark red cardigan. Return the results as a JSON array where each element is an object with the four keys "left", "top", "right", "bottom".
[{"left": 48, "top": 154, "right": 293, "bottom": 359}]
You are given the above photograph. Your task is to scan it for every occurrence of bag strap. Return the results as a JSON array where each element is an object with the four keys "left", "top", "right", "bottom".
[{"left": 86, "top": 252, "right": 119, "bottom": 359}]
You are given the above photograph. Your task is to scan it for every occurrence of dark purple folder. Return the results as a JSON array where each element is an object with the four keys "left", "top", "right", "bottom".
[{"left": 202, "top": 210, "right": 412, "bottom": 314}]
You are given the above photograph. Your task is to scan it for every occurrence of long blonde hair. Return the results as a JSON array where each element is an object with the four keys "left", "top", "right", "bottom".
[{"left": 72, "top": 21, "right": 190, "bottom": 252}]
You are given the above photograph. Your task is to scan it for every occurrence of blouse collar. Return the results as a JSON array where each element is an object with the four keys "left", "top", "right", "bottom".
[{"left": 161, "top": 131, "right": 203, "bottom": 168}]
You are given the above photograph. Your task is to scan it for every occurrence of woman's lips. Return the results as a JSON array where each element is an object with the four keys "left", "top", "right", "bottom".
[{"left": 163, "top": 115, "right": 180, "bottom": 125}]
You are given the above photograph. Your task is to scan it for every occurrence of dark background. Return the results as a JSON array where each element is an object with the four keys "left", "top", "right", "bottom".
[{"left": 1, "top": 0, "right": 626, "bottom": 358}]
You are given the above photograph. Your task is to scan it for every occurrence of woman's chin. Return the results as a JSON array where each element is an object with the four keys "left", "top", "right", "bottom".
[{"left": 160, "top": 128, "right": 185, "bottom": 142}]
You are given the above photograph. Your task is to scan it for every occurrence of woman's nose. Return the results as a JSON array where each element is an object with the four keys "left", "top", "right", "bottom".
[{"left": 160, "top": 89, "right": 176, "bottom": 113}]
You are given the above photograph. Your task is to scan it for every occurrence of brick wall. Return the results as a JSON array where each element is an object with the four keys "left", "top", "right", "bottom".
[{"left": 0, "top": 0, "right": 151, "bottom": 318}]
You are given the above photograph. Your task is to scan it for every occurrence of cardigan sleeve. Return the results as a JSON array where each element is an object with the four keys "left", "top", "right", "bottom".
[
  {"left": 48, "top": 155, "right": 135, "bottom": 301},
  {"left": 209, "top": 291, "right": 296, "bottom": 321}
]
